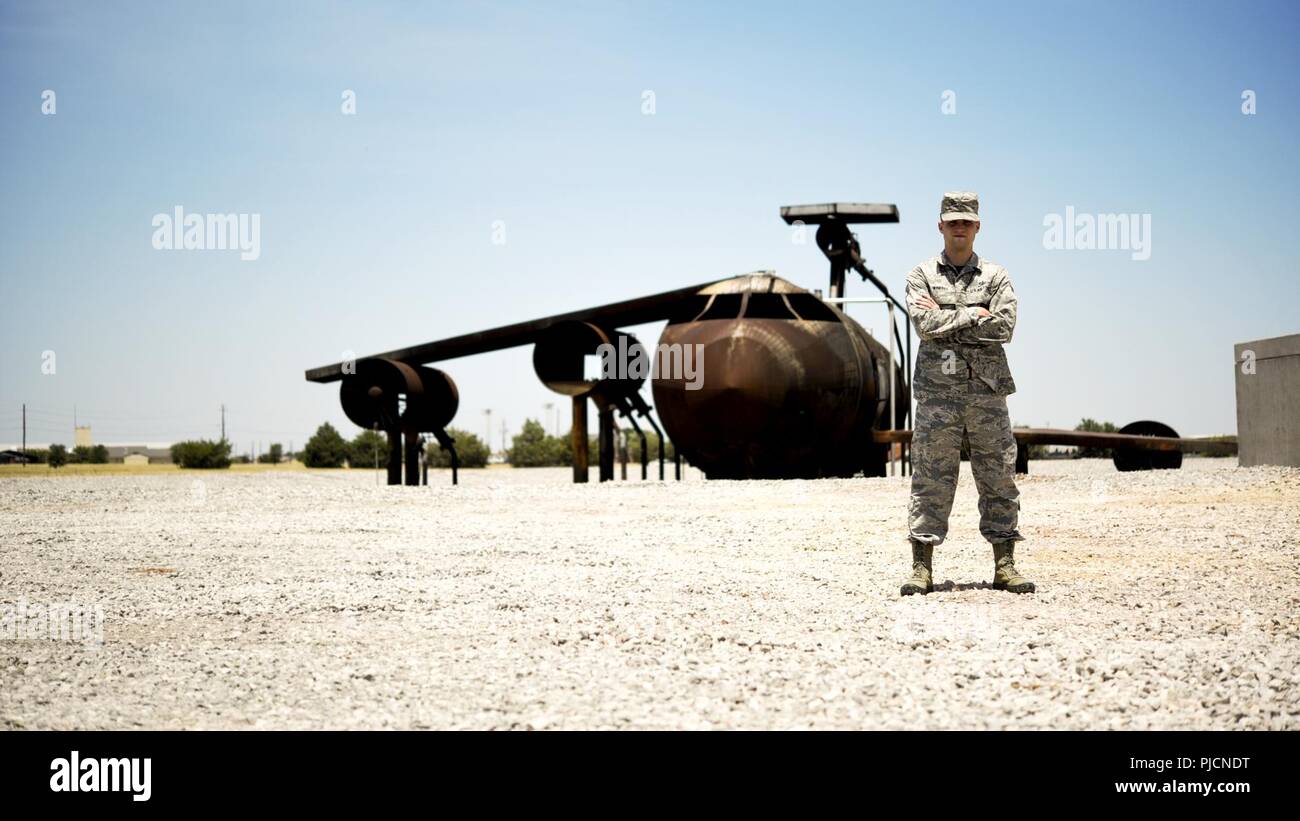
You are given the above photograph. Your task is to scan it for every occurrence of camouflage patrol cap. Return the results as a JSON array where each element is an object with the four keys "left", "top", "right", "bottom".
[{"left": 940, "top": 191, "right": 980, "bottom": 222}]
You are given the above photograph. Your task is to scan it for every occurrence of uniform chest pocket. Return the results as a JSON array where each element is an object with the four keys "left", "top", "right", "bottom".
[
  {"left": 933, "top": 280, "right": 989, "bottom": 307},
  {"left": 929, "top": 283, "right": 960, "bottom": 306},
  {"left": 963, "top": 284, "right": 991, "bottom": 306}
]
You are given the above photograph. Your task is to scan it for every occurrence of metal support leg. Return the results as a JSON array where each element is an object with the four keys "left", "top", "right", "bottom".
[
  {"left": 433, "top": 428, "right": 458, "bottom": 486},
  {"left": 619, "top": 429, "right": 627, "bottom": 480},
  {"left": 598, "top": 404, "right": 614, "bottom": 482},
  {"left": 619, "top": 401, "right": 649, "bottom": 481},
  {"left": 386, "top": 430, "right": 402, "bottom": 485},
  {"left": 404, "top": 431, "right": 420, "bottom": 486},
  {"left": 630, "top": 396, "right": 666, "bottom": 481},
  {"left": 571, "top": 396, "right": 588, "bottom": 484}
]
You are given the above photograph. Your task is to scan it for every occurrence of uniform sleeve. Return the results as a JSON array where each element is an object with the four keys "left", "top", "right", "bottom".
[
  {"left": 953, "top": 269, "right": 1017, "bottom": 344},
  {"left": 906, "top": 266, "right": 982, "bottom": 341}
]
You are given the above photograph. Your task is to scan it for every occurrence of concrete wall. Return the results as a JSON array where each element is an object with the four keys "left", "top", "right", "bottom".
[{"left": 1235, "top": 333, "right": 1300, "bottom": 467}]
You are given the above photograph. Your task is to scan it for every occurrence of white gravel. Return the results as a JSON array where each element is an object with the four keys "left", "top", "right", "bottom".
[{"left": 2, "top": 458, "right": 1298, "bottom": 730}]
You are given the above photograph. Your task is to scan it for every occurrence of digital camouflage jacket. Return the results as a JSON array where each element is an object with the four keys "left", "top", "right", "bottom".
[{"left": 905, "top": 252, "right": 1018, "bottom": 399}]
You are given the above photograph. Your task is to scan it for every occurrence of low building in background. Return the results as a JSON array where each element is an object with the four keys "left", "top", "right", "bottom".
[
  {"left": 0, "top": 441, "right": 176, "bottom": 464},
  {"left": 1235, "top": 332, "right": 1300, "bottom": 467},
  {"left": 107, "top": 444, "right": 174, "bottom": 464}
]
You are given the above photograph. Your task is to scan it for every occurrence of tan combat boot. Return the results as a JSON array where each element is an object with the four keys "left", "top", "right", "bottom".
[
  {"left": 900, "top": 540, "right": 934, "bottom": 596},
  {"left": 992, "top": 541, "right": 1035, "bottom": 593}
]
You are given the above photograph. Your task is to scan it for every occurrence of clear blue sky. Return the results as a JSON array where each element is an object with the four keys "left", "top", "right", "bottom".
[{"left": 3, "top": 0, "right": 1297, "bottom": 451}]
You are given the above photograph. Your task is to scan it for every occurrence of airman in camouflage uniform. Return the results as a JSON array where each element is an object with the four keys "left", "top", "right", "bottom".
[{"left": 900, "top": 192, "right": 1035, "bottom": 595}]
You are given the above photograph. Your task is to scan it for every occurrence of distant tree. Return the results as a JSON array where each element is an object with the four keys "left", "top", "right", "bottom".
[
  {"left": 427, "top": 428, "right": 490, "bottom": 468},
  {"left": 348, "top": 430, "right": 390, "bottom": 468},
  {"left": 257, "top": 443, "right": 284, "bottom": 464},
  {"left": 47, "top": 444, "right": 68, "bottom": 468},
  {"left": 71, "top": 445, "right": 92, "bottom": 463},
  {"left": 24, "top": 448, "right": 49, "bottom": 464},
  {"left": 89, "top": 444, "right": 109, "bottom": 464},
  {"left": 171, "top": 439, "right": 233, "bottom": 469},
  {"left": 508, "top": 419, "right": 548, "bottom": 466},
  {"left": 552, "top": 431, "right": 575, "bottom": 466},
  {"left": 550, "top": 432, "right": 607, "bottom": 466},
  {"left": 1074, "top": 418, "right": 1118, "bottom": 458},
  {"left": 302, "top": 423, "right": 348, "bottom": 468},
  {"left": 510, "top": 418, "right": 576, "bottom": 466},
  {"left": 232, "top": 453, "right": 252, "bottom": 464}
]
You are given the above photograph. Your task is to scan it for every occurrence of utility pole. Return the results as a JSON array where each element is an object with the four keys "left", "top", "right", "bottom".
[
  {"left": 483, "top": 409, "right": 492, "bottom": 451},
  {"left": 544, "top": 402, "right": 555, "bottom": 436},
  {"left": 500, "top": 419, "right": 507, "bottom": 453},
  {"left": 221, "top": 404, "right": 226, "bottom": 441},
  {"left": 21, "top": 403, "right": 26, "bottom": 463}
]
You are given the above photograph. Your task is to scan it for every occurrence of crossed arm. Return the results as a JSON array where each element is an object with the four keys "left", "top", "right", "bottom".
[{"left": 905, "top": 268, "right": 1017, "bottom": 344}]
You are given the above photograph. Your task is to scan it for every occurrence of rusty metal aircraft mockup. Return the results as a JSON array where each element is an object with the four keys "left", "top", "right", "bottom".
[{"left": 305, "top": 203, "right": 1236, "bottom": 485}]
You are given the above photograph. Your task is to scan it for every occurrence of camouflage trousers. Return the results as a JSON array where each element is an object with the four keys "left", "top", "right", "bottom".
[{"left": 908, "top": 384, "right": 1024, "bottom": 547}]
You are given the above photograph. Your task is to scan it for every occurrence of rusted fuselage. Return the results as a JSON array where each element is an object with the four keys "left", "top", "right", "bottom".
[{"left": 652, "top": 274, "right": 908, "bottom": 479}]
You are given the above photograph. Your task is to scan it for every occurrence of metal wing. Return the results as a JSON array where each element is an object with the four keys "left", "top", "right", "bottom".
[{"left": 305, "top": 279, "right": 720, "bottom": 383}]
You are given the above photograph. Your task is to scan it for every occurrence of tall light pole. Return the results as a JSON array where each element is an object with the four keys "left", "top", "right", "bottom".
[
  {"left": 483, "top": 409, "right": 492, "bottom": 452},
  {"left": 544, "top": 402, "right": 555, "bottom": 436}
]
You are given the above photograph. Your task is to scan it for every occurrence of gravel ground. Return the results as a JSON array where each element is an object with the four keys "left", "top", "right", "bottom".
[{"left": 2, "top": 458, "right": 1298, "bottom": 730}]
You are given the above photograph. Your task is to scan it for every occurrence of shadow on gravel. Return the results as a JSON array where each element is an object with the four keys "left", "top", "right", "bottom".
[{"left": 931, "top": 580, "right": 999, "bottom": 593}]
